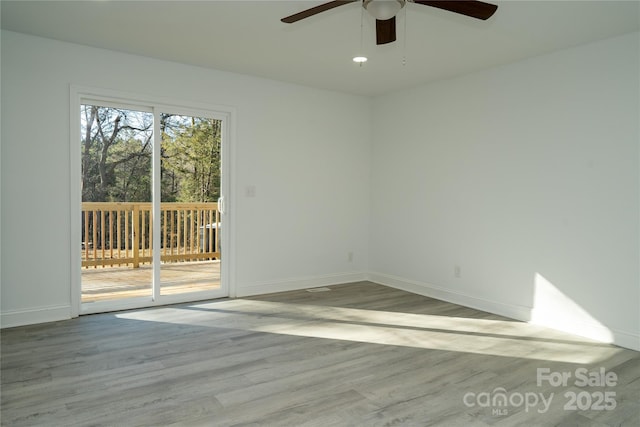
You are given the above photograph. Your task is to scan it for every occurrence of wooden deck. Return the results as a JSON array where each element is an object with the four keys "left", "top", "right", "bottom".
[{"left": 81, "top": 261, "right": 220, "bottom": 302}]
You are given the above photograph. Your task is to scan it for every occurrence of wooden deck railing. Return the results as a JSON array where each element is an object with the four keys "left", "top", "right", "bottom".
[{"left": 82, "top": 202, "right": 220, "bottom": 268}]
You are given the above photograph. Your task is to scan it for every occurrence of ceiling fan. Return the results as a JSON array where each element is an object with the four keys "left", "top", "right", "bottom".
[{"left": 281, "top": 1, "right": 498, "bottom": 45}]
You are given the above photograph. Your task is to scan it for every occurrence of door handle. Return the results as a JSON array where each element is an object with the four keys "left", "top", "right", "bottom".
[{"left": 217, "top": 196, "right": 225, "bottom": 215}]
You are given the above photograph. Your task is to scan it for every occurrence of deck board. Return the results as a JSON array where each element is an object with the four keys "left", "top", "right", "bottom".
[{"left": 81, "top": 261, "right": 220, "bottom": 302}]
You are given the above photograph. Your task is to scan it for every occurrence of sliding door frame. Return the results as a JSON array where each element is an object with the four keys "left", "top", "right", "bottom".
[{"left": 70, "top": 85, "right": 236, "bottom": 317}]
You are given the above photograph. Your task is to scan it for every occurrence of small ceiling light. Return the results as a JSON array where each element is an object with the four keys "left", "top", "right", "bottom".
[
  {"left": 364, "top": 0, "right": 406, "bottom": 21},
  {"left": 353, "top": 56, "right": 368, "bottom": 63}
]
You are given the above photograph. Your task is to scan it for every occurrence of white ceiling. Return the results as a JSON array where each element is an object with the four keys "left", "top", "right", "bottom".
[{"left": 2, "top": 0, "right": 639, "bottom": 96}]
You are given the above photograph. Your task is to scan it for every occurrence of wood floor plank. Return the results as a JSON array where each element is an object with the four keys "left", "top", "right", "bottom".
[{"left": 1, "top": 282, "right": 638, "bottom": 426}]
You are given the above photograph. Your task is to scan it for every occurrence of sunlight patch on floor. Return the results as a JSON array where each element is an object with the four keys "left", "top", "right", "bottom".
[{"left": 116, "top": 299, "right": 623, "bottom": 364}]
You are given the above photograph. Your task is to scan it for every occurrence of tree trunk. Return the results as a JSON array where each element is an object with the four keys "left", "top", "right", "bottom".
[{"left": 81, "top": 106, "right": 97, "bottom": 201}]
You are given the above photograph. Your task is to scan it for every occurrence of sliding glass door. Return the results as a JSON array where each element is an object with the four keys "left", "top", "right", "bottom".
[
  {"left": 75, "top": 92, "right": 230, "bottom": 314},
  {"left": 159, "top": 114, "right": 223, "bottom": 297},
  {"left": 80, "top": 104, "right": 154, "bottom": 304}
]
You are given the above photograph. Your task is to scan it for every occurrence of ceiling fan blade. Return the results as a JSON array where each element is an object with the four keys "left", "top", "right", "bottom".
[
  {"left": 281, "top": 1, "right": 357, "bottom": 24},
  {"left": 413, "top": 1, "right": 498, "bottom": 20},
  {"left": 376, "top": 17, "right": 396, "bottom": 45}
]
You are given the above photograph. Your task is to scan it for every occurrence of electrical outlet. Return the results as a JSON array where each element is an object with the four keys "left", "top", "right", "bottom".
[
  {"left": 454, "top": 265, "right": 461, "bottom": 278},
  {"left": 245, "top": 185, "right": 256, "bottom": 197}
]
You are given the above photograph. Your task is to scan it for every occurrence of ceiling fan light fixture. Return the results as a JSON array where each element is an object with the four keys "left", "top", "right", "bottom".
[{"left": 364, "top": 0, "right": 405, "bottom": 21}]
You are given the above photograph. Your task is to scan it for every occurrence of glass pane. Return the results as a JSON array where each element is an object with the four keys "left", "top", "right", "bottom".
[
  {"left": 159, "top": 114, "right": 222, "bottom": 295},
  {"left": 80, "top": 104, "right": 154, "bottom": 303}
]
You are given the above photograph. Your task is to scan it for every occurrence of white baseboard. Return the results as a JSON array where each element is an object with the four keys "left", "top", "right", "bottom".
[
  {"left": 529, "top": 308, "right": 640, "bottom": 352},
  {"left": 608, "top": 329, "right": 640, "bottom": 351},
  {"left": 3, "top": 273, "right": 638, "bottom": 352},
  {"left": 368, "top": 271, "right": 640, "bottom": 352},
  {"left": 236, "top": 271, "right": 368, "bottom": 297},
  {"left": 1, "top": 305, "right": 71, "bottom": 329},
  {"left": 368, "top": 271, "right": 532, "bottom": 321}
]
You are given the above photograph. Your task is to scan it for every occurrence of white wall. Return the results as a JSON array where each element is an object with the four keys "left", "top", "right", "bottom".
[
  {"left": 0, "top": 30, "right": 371, "bottom": 325},
  {"left": 370, "top": 32, "right": 640, "bottom": 349},
  {"left": 2, "top": 29, "right": 638, "bottom": 351}
]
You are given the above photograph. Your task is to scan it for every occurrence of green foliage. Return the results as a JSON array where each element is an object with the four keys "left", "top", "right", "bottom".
[
  {"left": 81, "top": 106, "right": 221, "bottom": 204},
  {"left": 161, "top": 115, "right": 221, "bottom": 202}
]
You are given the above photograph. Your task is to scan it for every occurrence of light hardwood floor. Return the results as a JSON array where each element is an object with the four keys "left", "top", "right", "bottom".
[{"left": 1, "top": 282, "right": 638, "bottom": 426}]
